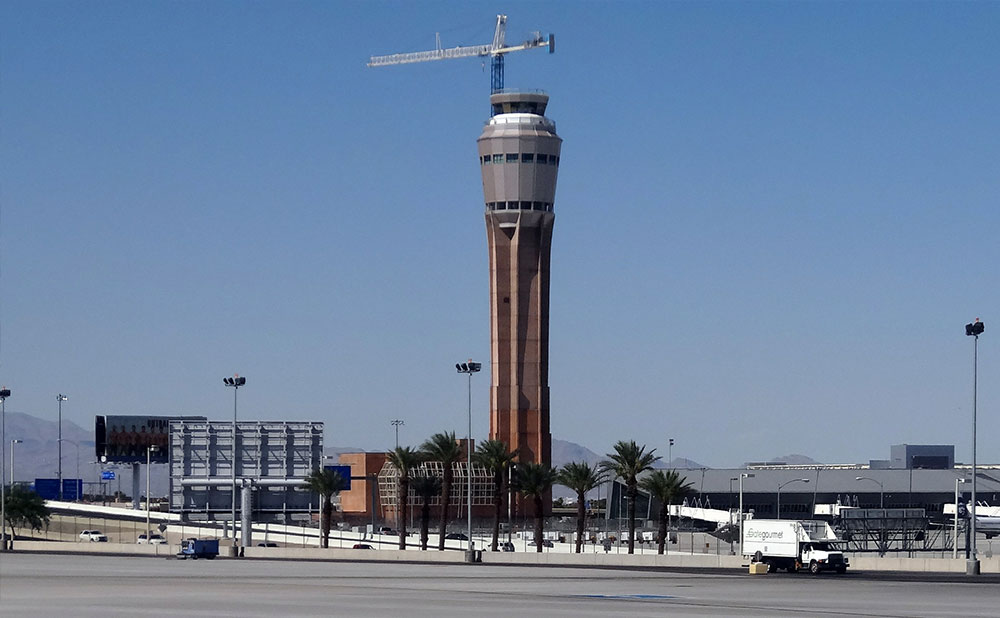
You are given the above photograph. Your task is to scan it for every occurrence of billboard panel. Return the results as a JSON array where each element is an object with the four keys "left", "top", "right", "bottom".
[{"left": 95, "top": 415, "right": 205, "bottom": 463}]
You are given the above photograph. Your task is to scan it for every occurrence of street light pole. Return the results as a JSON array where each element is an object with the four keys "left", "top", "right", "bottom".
[
  {"left": 56, "top": 394, "right": 68, "bottom": 500},
  {"left": 391, "top": 419, "right": 404, "bottom": 449},
  {"left": 739, "top": 473, "right": 754, "bottom": 557},
  {"left": 954, "top": 477, "right": 967, "bottom": 560},
  {"left": 0, "top": 388, "right": 9, "bottom": 551},
  {"left": 668, "top": 438, "right": 674, "bottom": 467},
  {"left": 59, "top": 439, "right": 81, "bottom": 501},
  {"left": 146, "top": 445, "right": 159, "bottom": 540},
  {"left": 965, "top": 318, "right": 984, "bottom": 575},
  {"left": 223, "top": 375, "right": 246, "bottom": 552},
  {"left": 10, "top": 439, "right": 22, "bottom": 485},
  {"left": 855, "top": 476, "right": 884, "bottom": 509},
  {"left": 456, "top": 360, "right": 481, "bottom": 556},
  {"left": 776, "top": 478, "right": 810, "bottom": 520},
  {"left": 729, "top": 477, "right": 737, "bottom": 555}
]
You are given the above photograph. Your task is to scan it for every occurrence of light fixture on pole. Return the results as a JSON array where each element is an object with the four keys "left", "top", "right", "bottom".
[
  {"left": 223, "top": 374, "right": 246, "bottom": 552},
  {"left": 954, "top": 478, "right": 967, "bottom": 560},
  {"left": 456, "top": 360, "right": 482, "bottom": 557},
  {"left": 391, "top": 419, "right": 404, "bottom": 449},
  {"left": 965, "top": 317, "right": 984, "bottom": 576},
  {"left": 146, "top": 445, "right": 159, "bottom": 541},
  {"left": 855, "top": 476, "right": 884, "bottom": 509},
  {"left": 776, "top": 478, "right": 810, "bottom": 520},
  {"left": 668, "top": 438, "right": 674, "bottom": 467},
  {"left": 0, "top": 387, "right": 9, "bottom": 551},
  {"left": 56, "top": 394, "right": 68, "bottom": 500},
  {"left": 739, "top": 472, "right": 754, "bottom": 557}
]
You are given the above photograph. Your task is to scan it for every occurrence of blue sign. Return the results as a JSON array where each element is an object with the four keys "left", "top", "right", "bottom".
[
  {"left": 323, "top": 465, "right": 352, "bottom": 491},
  {"left": 34, "top": 478, "right": 83, "bottom": 501},
  {"left": 101, "top": 470, "right": 116, "bottom": 480}
]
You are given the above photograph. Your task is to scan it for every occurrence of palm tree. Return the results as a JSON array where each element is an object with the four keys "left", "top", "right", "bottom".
[
  {"left": 516, "top": 462, "right": 557, "bottom": 552},
  {"left": 387, "top": 446, "right": 423, "bottom": 550},
  {"left": 639, "top": 469, "right": 694, "bottom": 555},
  {"left": 602, "top": 440, "right": 660, "bottom": 554},
  {"left": 411, "top": 474, "right": 443, "bottom": 551},
  {"left": 475, "top": 439, "right": 515, "bottom": 552},
  {"left": 3, "top": 484, "right": 50, "bottom": 549},
  {"left": 303, "top": 467, "right": 349, "bottom": 548},
  {"left": 557, "top": 462, "right": 606, "bottom": 553},
  {"left": 421, "top": 432, "right": 463, "bottom": 550}
]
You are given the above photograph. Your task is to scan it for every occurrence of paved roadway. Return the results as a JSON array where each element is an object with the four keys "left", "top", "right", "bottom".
[{"left": 1, "top": 554, "right": 998, "bottom": 617}]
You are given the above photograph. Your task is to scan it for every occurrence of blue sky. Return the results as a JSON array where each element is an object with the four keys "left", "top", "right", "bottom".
[{"left": 1, "top": 1, "right": 997, "bottom": 466}]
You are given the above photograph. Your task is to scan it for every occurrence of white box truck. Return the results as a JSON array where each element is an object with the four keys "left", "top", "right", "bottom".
[{"left": 742, "top": 519, "right": 849, "bottom": 574}]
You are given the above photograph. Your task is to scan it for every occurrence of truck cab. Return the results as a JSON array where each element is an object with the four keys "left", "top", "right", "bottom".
[{"left": 800, "top": 542, "right": 848, "bottom": 574}]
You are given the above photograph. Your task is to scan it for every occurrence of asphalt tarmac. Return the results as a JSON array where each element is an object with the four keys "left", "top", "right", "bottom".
[{"left": 1, "top": 553, "right": 997, "bottom": 617}]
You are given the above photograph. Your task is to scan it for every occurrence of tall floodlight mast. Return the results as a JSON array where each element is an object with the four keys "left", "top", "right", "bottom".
[{"left": 367, "top": 15, "right": 554, "bottom": 93}]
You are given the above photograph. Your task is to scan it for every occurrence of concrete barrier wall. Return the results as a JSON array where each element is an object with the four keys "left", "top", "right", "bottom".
[
  {"left": 10, "top": 541, "right": 999, "bottom": 573},
  {"left": 13, "top": 541, "right": 174, "bottom": 557}
]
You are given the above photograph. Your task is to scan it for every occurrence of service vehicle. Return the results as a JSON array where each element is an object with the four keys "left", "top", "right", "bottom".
[
  {"left": 742, "top": 519, "right": 848, "bottom": 574},
  {"left": 176, "top": 538, "right": 219, "bottom": 559}
]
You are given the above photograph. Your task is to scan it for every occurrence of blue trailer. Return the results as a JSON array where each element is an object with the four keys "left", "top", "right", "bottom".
[{"left": 177, "top": 538, "right": 219, "bottom": 560}]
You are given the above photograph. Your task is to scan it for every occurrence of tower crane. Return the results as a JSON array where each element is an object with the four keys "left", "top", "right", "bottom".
[{"left": 367, "top": 14, "right": 554, "bottom": 93}]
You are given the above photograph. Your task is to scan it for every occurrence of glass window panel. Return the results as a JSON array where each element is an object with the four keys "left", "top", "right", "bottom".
[
  {"left": 522, "top": 153, "right": 534, "bottom": 163},
  {"left": 506, "top": 153, "right": 518, "bottom": 163}
]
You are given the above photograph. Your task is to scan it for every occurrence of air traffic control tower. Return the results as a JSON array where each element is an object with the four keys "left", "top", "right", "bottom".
[{"left": 477, "top": 91, "right": 561, "bottom": 491}]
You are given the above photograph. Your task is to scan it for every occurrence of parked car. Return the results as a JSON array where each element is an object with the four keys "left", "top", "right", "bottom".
[
  {"left": 137, "top": 534, "right": 167, "bottom": 545},
  {"left": 352, "top": 543, "right": 375, "bottom": 550},
  {"left": 257, "top": 542, "right": 278, "bottom": 547},
  {"left": 79, "top": 530, "right": 108, "bottom": 542},
  {"left": 498, "top": 541, "right": 515, "bottom": 552},
  {"left": 377, "top": 526, "right": 397, "bottom": 535},
  {"left": 527, "top": 539, "right": 554, "bottom": 548},
  {"left": 445, "top": 533, "right": 468, "bottom": 540}
]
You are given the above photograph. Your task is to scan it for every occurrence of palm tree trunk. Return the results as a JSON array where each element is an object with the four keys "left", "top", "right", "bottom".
[
  {"left": 657, "top": 506, "right": 667, "bottom": 555},
  {"left": 627, "top": 482, "right": 636, "bottom": 554},
  {"left": 420, "top": 501, "right": 430, "bottom": 550},
  {"left": 438, "top": 469, "right": 452, "bottom": 551},
  {"left": 491, "top": 471, "right": 502, "bottom": 552},
  {"left": 534, "top": 494, "right": 544, "bottom": 553},
  {"left": 575, "top": 490, "right": 585, "bottom": 553},
  {"left": 398, "top": 478, "right": 408, "bottom": 550},
  {"left": 322, "top": 496, "right": 333, "bottom": 549}
]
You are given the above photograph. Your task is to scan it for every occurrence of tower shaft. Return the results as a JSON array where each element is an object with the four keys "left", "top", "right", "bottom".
[{"left": 478, "top": 92, "right": 561, "bottom": 510}]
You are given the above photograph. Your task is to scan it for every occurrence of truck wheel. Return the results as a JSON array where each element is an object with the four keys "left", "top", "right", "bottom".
[{"left": 809, "top": 561, "right": 820, "bottom": 574}]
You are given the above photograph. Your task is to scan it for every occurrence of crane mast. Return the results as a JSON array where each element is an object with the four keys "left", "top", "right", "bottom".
[{"left": 367, "top": 14, "right": 554, "bottom": 93}]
